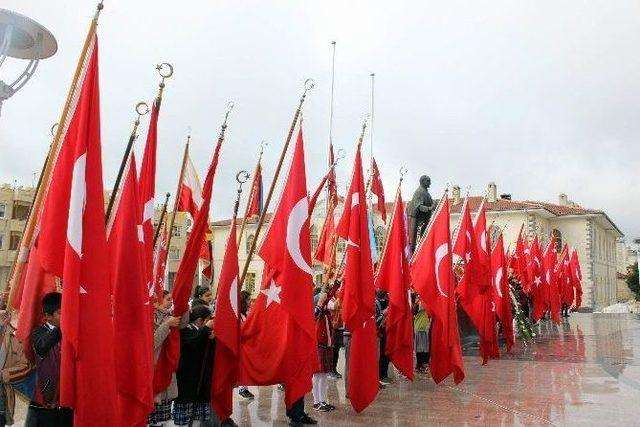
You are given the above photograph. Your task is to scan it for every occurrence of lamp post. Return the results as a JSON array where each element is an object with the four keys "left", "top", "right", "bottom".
[{"left": 0, "top": 8, "right": 57, "bottom": 117}]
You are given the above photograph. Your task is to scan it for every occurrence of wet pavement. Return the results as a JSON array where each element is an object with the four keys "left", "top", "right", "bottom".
[{"left": 12, "top": 313, "right": 640, "bottom": 426}]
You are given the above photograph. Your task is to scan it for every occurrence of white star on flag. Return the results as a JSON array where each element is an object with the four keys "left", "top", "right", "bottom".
[
  {"left": 261, "top": 280, "right": 282, "bottom": 307},
  {"left": 465, "top": 252, "right": 471, "bottom": 262},
  {"left": 534, "top": 276, "right": 542, "bottom": 286}
]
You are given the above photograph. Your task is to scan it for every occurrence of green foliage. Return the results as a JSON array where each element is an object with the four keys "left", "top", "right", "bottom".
[{"left": 626, "top": 262, "right": 639, "bottom": 300}]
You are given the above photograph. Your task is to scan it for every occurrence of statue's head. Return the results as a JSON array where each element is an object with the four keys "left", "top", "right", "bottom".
[{"left": 419, "top": 175, "right": 431, "bottom": 189}]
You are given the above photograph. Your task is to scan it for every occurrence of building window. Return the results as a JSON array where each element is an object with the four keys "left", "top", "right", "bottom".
[
  {"left": 246, "top": 234, "right": 255, "bottom": 254},
  {"left": 9, "top": 231, "right": 21, "bottom": 251},
  {"left": 0, "top": 234, "right": 3, "bottom": 250},
  {"left": 552, "top": 229, "right": 562, "bottom": 253},
  {"left": 172, "top": 226, "right": 181, "bottom": 238},
  {"left": 0, "top": 203, "right": 5, "bottom": 219},
  {"left": 12, "top": 202, "right": 30, "bottom": 221},
  {"left": 337, "top": 238, "right": 346, "bottom": 253},
  {"left": 310, "top": 225, "right": 319, "bottom": 254},
  {"left": 315, "top": 274, "right": 324, "bottom": 288},
  {"left": 169, "top": 248, "right": 180, "bottom": 260},
  {"left": 375, "top": 226, "right": 386, "bottom": 254},
  {"left": 167, "top": 272, "right": 176, "bottom": 290},
  {"left": 244, "top": 272, "right": 256, "bottom": 295}
]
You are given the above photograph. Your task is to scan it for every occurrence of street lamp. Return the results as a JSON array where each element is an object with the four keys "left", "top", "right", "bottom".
[{"left": 0, "top": 8, "right": 57, "bottom": 118}]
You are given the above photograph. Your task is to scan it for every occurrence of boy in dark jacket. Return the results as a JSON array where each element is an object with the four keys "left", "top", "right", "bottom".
[{"left": 25, "top": 292, "right": 72, "bottom": 427}]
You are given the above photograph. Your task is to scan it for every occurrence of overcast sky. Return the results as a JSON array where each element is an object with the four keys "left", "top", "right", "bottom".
[{"left": 1, "top": 1, "right": 639, "bottom": 241}]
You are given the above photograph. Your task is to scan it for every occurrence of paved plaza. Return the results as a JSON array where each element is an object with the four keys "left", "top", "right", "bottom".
[{"left": 11, "top": 313, "right": 640, "bottom": 426}]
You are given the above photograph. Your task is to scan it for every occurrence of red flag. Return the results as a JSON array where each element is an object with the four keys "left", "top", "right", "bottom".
[
  {"left": 570, "top": 249, "right": 583, "bottom": 309},
  {"left": 211, "top": 218, "right": 240, "bottom": 420},
  {"left": 107, "top": 153, "right": 154, "bottom": 425},
  {"left": 35, "top": 38, "right": 118, "bottom": 425},
  {"left": 517, "top": 230, "right": 531, "bottom": 293},
  {"left": 176, "top": 153, "right": 212, "bottom": 281},
  {"left": 314, "top": 198, "right": 336, "bottom": 268},
  {"left": 176, "top": 154, "right": 203, "bottom": 220},
  {"left": 152, "top": 223, "right": 169, "bottom": 300},
  {"left": 153, "top": 133, "right": 223, "bottom": 394},
  {"left": 370, "top": 158, "right": 386, "bottom": 222},
  {"left": 374, "top": 189, "right": 414, "bottom": 380},
  {"left": 490, "top": 234, "right": 514, "bottom": 352},
  {"left": 335, "top": 143, "right": 379, "bottom": 412},
  {"left": 454, "top": 198, "right": 498, "bottom": 363},
  {"left": 410, "top": 195, "right": 464, "bottom": 384},
  {"left": 15, "top": 245, "right": 56, "bottom": 361},
  {"left": 544, "top": 238, "right": 561, "bottom": 324},
  {"left": 557, "top": 245, "right": 573, "bottom": 307},
  {"left": 247, "top": 161, "right": 263, "bottom": 217},
  {"left": 239, "top": 126, "right": 317, "bottom": 409},
  {"left": 529, "top": 236, "right": 546, "bottom": 321},
  {"left": 139, "top": 97, "right": 162, "bottom": 300}
]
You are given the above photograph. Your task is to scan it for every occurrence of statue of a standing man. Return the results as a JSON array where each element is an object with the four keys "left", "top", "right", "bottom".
[{"left": 409, "top": 175, "right": 435, "bottom": 252}]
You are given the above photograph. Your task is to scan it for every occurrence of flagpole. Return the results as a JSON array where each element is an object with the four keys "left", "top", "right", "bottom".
[
  {"left": 239, "top": 79, "right": 315, "bottom": 288},
  {"left": 165, "top": 135, "right": 191, "bottom": 257},
  {"left": 327, "top": 41, "right": 336, "bottom": 211},
  {"left": 374, "top": 167, "right": 406, "bottom": 278},
  {"left": 105, "top": 101, "right": 149, "bottom": 221},
  {"left": 237, "top": 140, "right": 267, "bottom": 248},
  {"left": 6, "top": 2, "right": 105, "bottom": 309},
  {"left": 153, "top": 192, "right": 171, "bottom": 247}
]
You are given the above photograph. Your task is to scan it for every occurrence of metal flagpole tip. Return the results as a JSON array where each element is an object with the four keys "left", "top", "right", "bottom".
[
  {"left": 304, "top": 78, "right": 315, "bottom": 92},
  {"left": 335, "top": 148, "right": 346, "bottom": 161},
  {"left": 50, "top": 122, "right": 58, "bottom": 137},
  {"left": 236, "top": 170, "right": 250, "bottom": 184},
  {"left": 155, "top": 63, "right": 174, "bottom": 79},
  {"left": 399, "top": 166, "right": 408, "bottom": 178},
  {"left": 135, "top": 101, "right": 150, "bottom": 116},
  {"left": 226, "top": 101, "right": 235, "bottom": 114},
  {"left": 0, "top": 9, "right": 57, "bottom": 60}
]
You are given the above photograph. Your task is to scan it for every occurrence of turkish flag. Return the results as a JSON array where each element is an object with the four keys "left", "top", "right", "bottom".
[
  {"left": 247, "top": 161, "right": 263, "bottom": 217},
  {"left": 410, "top": 195, "right": 464, "bottom": 384},
  {"left": 528, "top": 236, "right": 546, "bottom": 321},
  {"left": 153, "top": 132, "right": 223, "bottom": 394},
  {"left": 454, "top": 198, "right": 498, "bottom": 364},
  {"left": 35, "top": 38, "right": 118, "bottom": 425},
  {"left": 490, "top": 234, "right": 514, "bottom": 352},
  {"left": 107, "top": 153, "right": 154, "bottom": 426},
  {"left": 335, "top": 143, "right": 379, "bottom": 412},
  {"left": 177, "top": 153, "right": 203, "bottom": 220},
  {"left": 374, "top": 189, "right": 414, "bottom": 380},
  {"left": 239, "top": 126, "right": 317, "bottom": 409},
  {"left": 544, "top": 238, "right": 561, "bottom": 324},
  {"left": 15, "top": 244, "right": 56, "bottom": 361},
  {"left": 176, "top": 153, "right": 212, "bottom": 281},
  {"left": 370, "top": 158, "right": 386, "bottom": 222},
  {"left": 211, "top": 218, "right": 240, "bottom": 420},
  {"left": 570, "top": 249, "right": 583, "bottom": 309},
  {"left": 514, "top": 228, "right": 531, "bottom": 293},
  {"left": 152, "top": 223, "right": 169, "bottom": 300},
  {"left": 314, "top": 197, "right": 336, "bottom": 269},
  {"left": 139, "top": 97, "right": 162, "bottom": 300}
]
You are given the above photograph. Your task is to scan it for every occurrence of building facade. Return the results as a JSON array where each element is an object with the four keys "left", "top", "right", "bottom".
[{"left": 0, "top": 184, "right": 36, "bottom": 288}]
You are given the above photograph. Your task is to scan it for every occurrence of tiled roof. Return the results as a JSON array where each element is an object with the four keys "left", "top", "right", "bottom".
[
  {"left": 211, "top": 213, "right": 273, "bottom": 227},
  {"left": 447, "top": 196, "right": 602, "bottom": 217}
]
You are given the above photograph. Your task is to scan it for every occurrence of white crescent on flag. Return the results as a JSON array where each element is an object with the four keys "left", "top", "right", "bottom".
[
  {"left": 229, "top": 277, "right": 239, "bottom": 317},
  {"left": 435, "top": 243, "right": 449, "bottom": 298},
  {"left": 480, "top": 231, "right": 487, "bottom": 253},
  {"left": 67, "top": 153, "right": 87, "bottom": 257},
  {"left": 494, "top": 268, "right": 503, "bottom": 298},
  {"left": 286, "top": 197, "right": 313, "bottom": 275}
]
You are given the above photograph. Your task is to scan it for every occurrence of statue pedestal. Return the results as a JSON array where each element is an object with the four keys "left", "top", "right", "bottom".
[{"left": 457, "top": 305, "right": 480, "bottom": 351}]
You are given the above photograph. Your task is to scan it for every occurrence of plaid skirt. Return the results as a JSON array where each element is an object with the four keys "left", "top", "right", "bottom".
[
  {"left": 172, "top": 401, "right": 211, "bottom": 426},
  {"left": 148, "top": 399, "right": 173, "bottom": 424},
  {"left": 316, "top": 345, "right": 334, "bottom": 373}
]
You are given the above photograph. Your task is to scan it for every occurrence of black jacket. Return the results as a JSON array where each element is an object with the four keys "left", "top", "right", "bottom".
[
  {"left": 175, "top": 324, "right": 215, "bottom": 403},
  {"left": 31, "top": 324, "right": 62, "bottom": 407}
]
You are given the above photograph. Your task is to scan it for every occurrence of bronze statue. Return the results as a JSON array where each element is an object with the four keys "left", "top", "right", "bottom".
[{"left": 408, "top": 175, "right": 434, "bottom": 251}]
